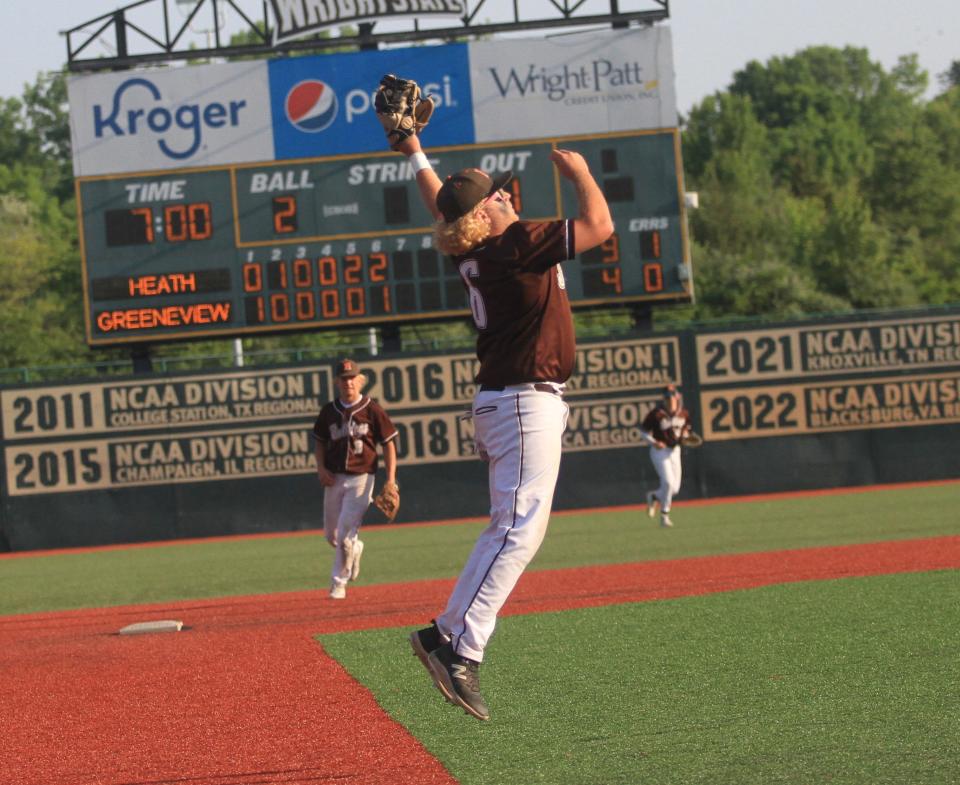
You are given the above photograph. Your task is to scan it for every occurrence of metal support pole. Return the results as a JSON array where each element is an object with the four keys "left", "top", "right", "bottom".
[
  {"left": 131, "top": 344, "right": 153, "bottom": 373},
  {"left": 114, "top": 11, "right": 128, "bottom": 58},
  {"left": 233, "top": 337, "right": 244, "bottom": 367}
]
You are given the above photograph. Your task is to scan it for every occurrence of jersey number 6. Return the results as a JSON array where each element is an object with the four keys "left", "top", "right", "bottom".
[{"left": 459, "top": 259, "right": 487, "bottom": 330}]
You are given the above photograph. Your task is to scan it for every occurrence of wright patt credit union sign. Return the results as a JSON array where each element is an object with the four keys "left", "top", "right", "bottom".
[{"left": 269, "top": 0, "right": 466, "bottom": 45}]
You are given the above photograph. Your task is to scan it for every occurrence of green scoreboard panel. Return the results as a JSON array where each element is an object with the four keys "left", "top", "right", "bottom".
[{"left": 77, "top": 130, "right": 692, "bottom": 345}]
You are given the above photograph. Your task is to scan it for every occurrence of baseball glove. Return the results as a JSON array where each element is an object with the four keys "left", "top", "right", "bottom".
[
  {"left": 373, "top": 481, "right": 400, "bottom": 521},
  {"left": 680, "top": 431, "right": 704, "bottom": 448},
  {"left": 374, "top": 74, "right": 435, "bottom": 149}
]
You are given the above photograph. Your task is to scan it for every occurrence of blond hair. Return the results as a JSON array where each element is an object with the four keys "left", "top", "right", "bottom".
[{"left": 433, "top": 206, "right": 493, "bottom": 256}]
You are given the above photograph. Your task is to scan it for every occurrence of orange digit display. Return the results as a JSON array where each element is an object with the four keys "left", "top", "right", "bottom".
[
  {"left": 344, "top": 255, "right": 363, "bottom": 284},
  {"left": 643, "top": 262, "right": 664, "bottom": 292},
  {"left": 320, "top": 289, "right": 340, "bottom": 318},
  {"left": 601, "top": 267, "right": 622, "bottom": 293},
  {"left": 292, "top": 258, "right": 312, "bottom": 287},
  {"left": 131, "top": 208, "right": 154, "bottom": 243},
  {"left": 163, "top": 203, "right": 211, "bottom": 242},
  {"left": 242, "top": 263, "right": 262, "bottom": 292},
  {"left": 164, "top": 205, "right": 188, "bottom": 242},
  {"left": 640, "top": 229, "right": 661, "bottom": 260},
  {"left": 368, "top": 253, "right": 388, "bottom": 281},
  {"left": 295, "top": 291, "right": 316, "bottom": 320},
  {"left": 270, "top": 293, "right": 290, "bottom": 322},
  {"left": 272, "top": 196, "right": 297, "bottom": 234},
  {"left": 318, "top": 257, "right": 338, "bottom": 286},
  {"left": 188, "top": 203, "right": 212, "bottom": 239},
  {"left": 506, "top": 179, "right": 523, "bottom": 213},
  {"left": 346, "top": 287, "right": 365, "bottom": 316},
  {"left": 601, "top": 233, "right": 620, "bottom": 263}
]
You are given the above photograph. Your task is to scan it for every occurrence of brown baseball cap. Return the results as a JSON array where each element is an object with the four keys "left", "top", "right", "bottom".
[
  {"left": 436, "top": 168, "right": 513, "bottom": 223},
  {"left": 335, "top": 358, "right": 360, "bottom": 378}
]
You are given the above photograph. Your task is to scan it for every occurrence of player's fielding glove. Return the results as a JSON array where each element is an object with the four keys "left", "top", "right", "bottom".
[
  {"left": 680, "top": 431, "right": 704, "bottom": 448},
  {"left": 374, "top": 74, "right": 435, "bottom": 149},
  {"left": 373, "top": 481, "right": 400, "bottom": 521}
]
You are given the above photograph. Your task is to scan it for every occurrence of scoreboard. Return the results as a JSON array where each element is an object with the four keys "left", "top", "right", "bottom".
[{"left": 77, "top": 130, "right": 692, "bottom": 346}]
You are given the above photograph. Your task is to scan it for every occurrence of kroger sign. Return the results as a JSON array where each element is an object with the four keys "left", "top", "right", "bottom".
[
  {"left": 68, "top": 61, "right": 275, "bottom": 177},
  {"left": 91, "top": 77, "right": 248, "bottom": 159}
]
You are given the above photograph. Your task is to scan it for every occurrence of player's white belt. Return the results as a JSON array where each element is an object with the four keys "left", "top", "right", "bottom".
[{"left": 479, "top": 382, "right": 565, "bottom": 395}]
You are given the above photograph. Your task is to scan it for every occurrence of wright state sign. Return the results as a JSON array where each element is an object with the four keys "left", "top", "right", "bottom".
[{"left": 269, "top": 1, "right": 466, "bottom": 45}]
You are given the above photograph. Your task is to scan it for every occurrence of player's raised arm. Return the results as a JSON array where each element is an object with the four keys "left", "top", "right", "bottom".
[
  {"left": 374, "top": 74, "right": 443, "bottom": 221},
  {"left": 549, "top": 148, "right": 614, "bottom": 254},
  {"left": 396, "top": 135, "right": 443, "bottom": 221}
]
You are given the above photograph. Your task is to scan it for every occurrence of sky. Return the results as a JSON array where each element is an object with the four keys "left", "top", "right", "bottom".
[{"left": 1, "top": 0, "right": 957, "bottom": 111}]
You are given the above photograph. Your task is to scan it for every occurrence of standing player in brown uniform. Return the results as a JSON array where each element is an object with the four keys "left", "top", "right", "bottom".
[
  {"left": 641, "top": 384, "right": 692, "bottom": 528},
  {"left": 313, "top": 359, "right": 398, "bottom": 600},
  {"left": 392, "top": 122, "right": 613, "bottom": 720}
]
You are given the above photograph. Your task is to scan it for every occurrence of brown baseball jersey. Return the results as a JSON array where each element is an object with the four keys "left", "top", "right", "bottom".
[
  {"left": 454, "top": 219, "right": 576, "bottom": 386},
  {"left": 312, "top": 396, "right": 398, "bottom": 475},
  {"left": 642, "top": 405, "right": 692, "bottom": 448}
]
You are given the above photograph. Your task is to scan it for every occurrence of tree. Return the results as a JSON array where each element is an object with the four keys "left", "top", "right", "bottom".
[
  {"left": 21, "top": 72, "right": 73, "bottom": 200},
  {"left": 679, "top": 45, "right": 959, "bottom": 321},
  {"left": 940, "top": 60, "right": 960, "bottom": 90},
  {"left": 0, "top": 72, "right": 72, "bottom": 200},
  {"left": 0, "top": 194, "right": 84, "bottom": 370}
]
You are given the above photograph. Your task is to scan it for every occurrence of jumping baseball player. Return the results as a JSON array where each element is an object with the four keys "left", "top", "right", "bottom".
[
  {"left": 373, "top": 75, "right": 614, "bottom": 720},
  {"left": 641, "top": 384, "right": 692, "bottom": 528},
  {"left": 313, "top": 359, "right": 398, "bottom": 599}
]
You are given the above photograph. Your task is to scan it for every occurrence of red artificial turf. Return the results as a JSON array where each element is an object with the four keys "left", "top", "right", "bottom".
[{"left": 0, "top": 535, "right": 956, "bottom": 785}]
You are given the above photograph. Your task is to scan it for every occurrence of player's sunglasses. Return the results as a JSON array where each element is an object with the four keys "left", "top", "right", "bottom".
[{"left": 483, "top": 189, "right": 509, "bottom": 204}]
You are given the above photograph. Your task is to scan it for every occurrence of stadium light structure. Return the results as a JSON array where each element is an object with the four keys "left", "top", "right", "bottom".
[{"left": 63, "top": 0, "right": 669, "bottom": 72}]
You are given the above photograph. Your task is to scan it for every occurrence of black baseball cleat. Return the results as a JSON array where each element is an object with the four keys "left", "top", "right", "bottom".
[
  {"left": 427, "top": 642, "right": 490, "bottom": 721},
  {"left": 411, "top": 622, "right": 458, "bottom": 707},
  {"left": 409, "top": 620, "right": 444, "bottom": 673}
]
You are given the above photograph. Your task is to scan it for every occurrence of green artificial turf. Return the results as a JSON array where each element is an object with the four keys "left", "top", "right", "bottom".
[
  {"left": 1, "top": 482, "right": 958, "bottom": 616},
  {"left": 319, "top": 570, "right": 960, "bottom": 785}
]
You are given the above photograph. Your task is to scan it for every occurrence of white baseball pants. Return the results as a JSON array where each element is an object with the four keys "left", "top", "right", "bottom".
[
  {"left": 649, "top": 445, "right": 682, "bottom": 512},
  {"left": 438, "top": 384, "right": 569, "bottom": 662},
  {"left": 323, "top": 472, "right": 375, "bottom": 587}
]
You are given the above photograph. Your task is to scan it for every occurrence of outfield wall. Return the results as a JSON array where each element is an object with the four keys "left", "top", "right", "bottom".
[{"left": 2, "top": 305, "right": 959, "bottom": 550}]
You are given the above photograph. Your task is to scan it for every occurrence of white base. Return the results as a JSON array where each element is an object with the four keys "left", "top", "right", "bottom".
[{"left": 118, "top": 620, "right": 184, "bottom": 635}]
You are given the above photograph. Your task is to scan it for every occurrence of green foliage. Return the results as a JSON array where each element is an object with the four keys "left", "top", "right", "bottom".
[
  {"left": 939, "top": 59, "right": 960, "bottom": 90},
  {"left": 681, "top": 46, "right": 960, "bottom": 322},
  {"left": 0, "top": 192, "right": 84, "bottom": 369}
]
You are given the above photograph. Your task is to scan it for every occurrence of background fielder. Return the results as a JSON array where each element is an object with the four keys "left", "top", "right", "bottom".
[
  {"left": 641, "top": 384, "right": 693, "bottom": 528},
  {"left": 313, "top": 359, "right": 398, "bottom": 599}
]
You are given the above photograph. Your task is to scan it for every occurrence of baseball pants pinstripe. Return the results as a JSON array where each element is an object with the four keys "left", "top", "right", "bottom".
[{"left": 438, "top": 385, "right": 569, "bottom": 662}]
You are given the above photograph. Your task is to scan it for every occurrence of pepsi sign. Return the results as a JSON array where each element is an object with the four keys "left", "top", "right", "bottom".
[
  {"left": 267, "top": 43, "right": 475, "bottom": 160},
  {"left": 284, "top": 79, "right": 339, "bottom": 133}
]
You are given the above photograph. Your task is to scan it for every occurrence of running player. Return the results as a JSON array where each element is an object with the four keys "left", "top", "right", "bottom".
[
  {"left": 395, "top": 130, "right": 613, "bottom": 720},
  {"left": 313, "top": 359, "right": 398, "bottom": 599},
  {"left": 641, "top": 384, "right": 692, "bottom": 528}
]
